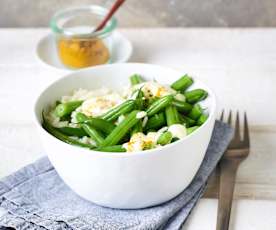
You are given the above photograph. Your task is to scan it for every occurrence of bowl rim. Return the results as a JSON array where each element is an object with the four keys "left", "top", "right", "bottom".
[{"left": 33, "top": 63, "right": 217, "bottom": 158}]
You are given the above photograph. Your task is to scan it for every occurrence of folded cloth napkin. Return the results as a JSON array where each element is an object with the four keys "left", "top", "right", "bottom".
[{"left": 0, "top": 121, "right": 233, "bottom": 230}]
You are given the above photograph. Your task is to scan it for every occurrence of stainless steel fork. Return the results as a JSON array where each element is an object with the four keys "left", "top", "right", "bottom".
[{"left": 216, "top": 111, "right": 250, "bottom": 230}]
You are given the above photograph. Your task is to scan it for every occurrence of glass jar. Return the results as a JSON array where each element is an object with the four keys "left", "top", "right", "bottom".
[{"left": 50, "top": 5, "right": 117, "bottom": 69}]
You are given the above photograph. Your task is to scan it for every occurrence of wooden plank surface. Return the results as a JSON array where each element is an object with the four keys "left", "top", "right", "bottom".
[{"left": 0, "top": 28, "right": 276, "bottom": 201}]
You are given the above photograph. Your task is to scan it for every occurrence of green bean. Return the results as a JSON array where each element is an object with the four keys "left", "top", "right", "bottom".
[
  {"left": 96, "top": 145, "right": 126, "bottom": 152},
  {"left": 55, "top": 101, "right": 83, "bottom": 118},
  {"left": 146, "top": 95, "right": 174, "bottom": 117},
  {"left": 148, "top": 97, "right": 158, "bottom": 104},
  {"left": 172, "top": 100, "right": 193, "bottom": 113},
  {"left": 165, "top": 105, "right": 180, "bottom": 126},
  {"left": 42, "top": 113, "right": 94, "bottom": 149},
  {"left": 171, "top": 75, "right": 193, "bottom": 91},
  {"left": 187, "top": 126, "right": 199, "bottom": 134},
  {"left": 59, "top": 115, "right": 71, "bottom": 122},
  {"left": 75, "top": 112, "right": 115, "bottom": 134},
  {"left": 197, "top": 114, "right": 208, "bottom": 125},
  {"left": 81, "top": 124, "right": 104, "bottom": 146},
  {"left": 75, "top": 112, "right": 89, "bottom": 123},
  {"left": 58, "top": 126, "right": 86, "bottom": 137},
  {"left": 101, "top": 110, "right": 141, "bottom": 147},
  {"left": 188, "top": 104, "right": 203, "bottom": 120},
  {"left": 157, "top": 131, "right": 173, "bottom": 145},
  {"left": 171, "top": 137, "right": 180, "bottom": 143},
  {"left": 136, "top": 88, "right": 144, "bottom": 98},
  {"left": 55, "top": 100, "right": 61, "bottom": 106},
  {"left": 130, "top": 74, "right": 143, "bottom": 85},
  {"left": 85, "top": 119, "right": 116, "bottom": 135},
  {"left": 100, "top": 100, "right": 136, "bottom": 122},
  {"left": 179, "top": 114, "right": 196, "bottom": 127},
  {"left": 118, "top": 133, "right": 131, "bottom": 145},
  {"left": 184, "top": 89, "right": 208, "bottom": 104},
  {"left": 135, "top": 88, "right": 145, "bottom": 110},
  {"left": 146, "top": 129, "right": 156, "bottom": 133},
  {"left": 145, "top": 112, "right": 166, "bottom": 130},
  {"left": 144, "top": 97, "right": 158, "bottom": 108},
  {"left": 131, "top": 120, "right": 143, "bottom": 135}
]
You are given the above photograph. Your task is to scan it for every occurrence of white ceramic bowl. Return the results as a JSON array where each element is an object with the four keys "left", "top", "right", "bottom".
[{"left": 34, "top": 63, "right": 216, "bottom": 209}]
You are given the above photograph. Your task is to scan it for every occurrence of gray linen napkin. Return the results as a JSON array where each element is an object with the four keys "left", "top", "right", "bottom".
[{"left": 0, "top": 121, "right": 233, "bottom": 230}]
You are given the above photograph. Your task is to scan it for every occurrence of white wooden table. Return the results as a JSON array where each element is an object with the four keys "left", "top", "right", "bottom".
[{"left": 0, "top": 28, "right": 276, "bottom": 229}]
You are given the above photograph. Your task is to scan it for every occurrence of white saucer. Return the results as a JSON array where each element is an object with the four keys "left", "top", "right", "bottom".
[{"left": 36, "top": 31, "right": 133, "bottom": 70}]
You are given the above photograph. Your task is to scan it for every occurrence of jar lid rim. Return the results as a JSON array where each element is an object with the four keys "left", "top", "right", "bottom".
[{"left": 50, "top": 5, "right": 117, "bottom": 38}]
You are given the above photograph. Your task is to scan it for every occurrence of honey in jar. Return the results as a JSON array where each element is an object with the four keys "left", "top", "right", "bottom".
[
  {"left": 57, "top": 38, "right": 110, "bottom": 68},
  {"left": 50, "top": 6, "right": 117, "bottom": 69}
]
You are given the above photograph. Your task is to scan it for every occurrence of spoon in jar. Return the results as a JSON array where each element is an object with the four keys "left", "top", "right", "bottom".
[{"left": 94, "top": 0, "right": 126, "bottom": 32}]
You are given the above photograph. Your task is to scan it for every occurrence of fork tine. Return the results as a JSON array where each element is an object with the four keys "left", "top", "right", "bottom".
[
  {"left": 243, "top": 112, "right": 250, "bottom": 147},
  {"left": 227, "top": 110, "right": 232, "bottom": 126},
  {"left": 234, "top": 111, "right": 241, "bottom": 141},
  {"left": 220, "top": 109, "right": 224, "bottom": 121}
]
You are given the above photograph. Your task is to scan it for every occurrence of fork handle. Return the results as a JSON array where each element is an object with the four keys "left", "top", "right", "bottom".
[{"left": 216, "top": 159, "right": 239, "bottom": 230}]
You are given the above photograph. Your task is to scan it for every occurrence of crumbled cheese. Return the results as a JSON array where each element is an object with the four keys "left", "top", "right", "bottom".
[
  {"left": 46, "top": 110, "right": 69, "bottom": 128},
  {"left": 131, "top": 82, "right": 176, "bottom": 99},
  {"left": 174, "top": 93, "right": 186, "bottom": 102},
  {"left": 68, "top": 123, "right": 80, "bottom": 128},
  {"left": 61, "top": 87, "right": 111, "bottom": 103},
  {"left": 168, "top": 124, "right": 187, "bottom": 139},
  {"left": 80, "top": 93, "right": 124, "bottom": 117},
  {"left": 123, "top": 133, "right": 146, "bottom": 152},
  {"left": 79, "top": 136, "right": 96, "bottom": 146},
  {"left": 121, "top": 86, "right": 133, "bottom": 99},
  {"left": 147, "top": 132, "right": 160, "bottom": 143},
  {"left": 157, "top": 126, "right": 168, "bottom": 134},
  {"left": 123, "top": 132, "right": 159, "bottom": 152},
  {"left": 116, "top": 114, "right": 126, "bottom": 125},
  {"left": 142, "top": 116, "right": 148, "bottom": 127},
  {"left": 70, "top": 110, "right": 78, "bottom": 123},
  {"left": 130, "top": 90, "right": 140, "bottom": 99},
  {"left": 136, "top": 111, "right": 147, "bottom": 119},
  {"left": 141, "top": 82, "right": 176, "bottom": 98}
]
